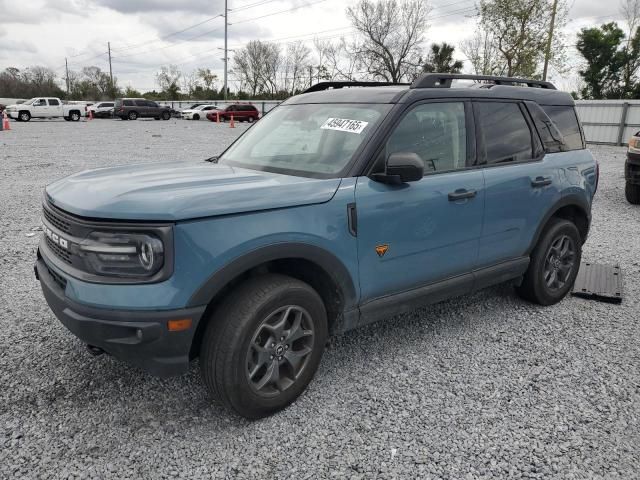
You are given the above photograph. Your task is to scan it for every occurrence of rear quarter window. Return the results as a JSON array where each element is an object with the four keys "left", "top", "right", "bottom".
[{"left": 541, "top": 106, "right": 584, "bottom": 151}]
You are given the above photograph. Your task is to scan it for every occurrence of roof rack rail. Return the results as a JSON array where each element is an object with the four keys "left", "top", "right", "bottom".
[
  {"left": 411, "top": 74, "right": 556, "bottom": 90},
  {"left": 303, "top": 81, "right": 410, "bottom": 93}
]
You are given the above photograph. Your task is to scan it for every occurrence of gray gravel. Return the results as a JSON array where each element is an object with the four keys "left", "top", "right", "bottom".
[{"left": 1, "top": 118, "right": 639, "bottom": 479}]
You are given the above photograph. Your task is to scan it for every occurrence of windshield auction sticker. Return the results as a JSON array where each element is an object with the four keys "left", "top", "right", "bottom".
[{"left": 320, "top": 118, "right": 369, "bottom": 134}]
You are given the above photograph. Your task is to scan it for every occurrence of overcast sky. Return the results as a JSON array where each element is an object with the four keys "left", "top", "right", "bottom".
[{"left": 0, "top": 0, "right": 628, "bottom": 92}]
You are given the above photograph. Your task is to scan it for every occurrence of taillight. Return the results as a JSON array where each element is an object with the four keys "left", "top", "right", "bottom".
[{"left": 594, "top": 161, "right": 599, "bottom": 195}]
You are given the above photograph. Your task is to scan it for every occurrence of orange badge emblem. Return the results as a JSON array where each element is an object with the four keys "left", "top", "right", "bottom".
[{"left": 375, "top": 244, "right": 389, "bottom": 257}]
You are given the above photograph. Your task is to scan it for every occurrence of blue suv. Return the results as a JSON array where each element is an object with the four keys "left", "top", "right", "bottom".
[{"left": 36, "top": 74, "right": 598, "bottom": 418}]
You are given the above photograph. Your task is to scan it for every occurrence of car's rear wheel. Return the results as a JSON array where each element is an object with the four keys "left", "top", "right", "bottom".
[
  {"left": 128, "top": 111, "right": 138, "bottom": 120},
  {"left": 248, "top": 116, "right": 255, "bottom": 123},
  {"left": 162, "top": 111, "right": 171, "bottom": 120},
  {"left": 516, "top": 218, "right": 581, "bottom": 305},
  {"left": 625, "top": 182, "right": 640, "bottom": 204},
  {"left": 200, "top": 274, "right": 327, "bottom": 419},
  {"left": 70, "top": 111, "right": 81, "bottom": 122}
]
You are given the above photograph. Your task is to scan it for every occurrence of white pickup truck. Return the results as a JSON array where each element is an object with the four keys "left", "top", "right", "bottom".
[{"left": 4, "top": 97, "right": 85, "bottom": 122}]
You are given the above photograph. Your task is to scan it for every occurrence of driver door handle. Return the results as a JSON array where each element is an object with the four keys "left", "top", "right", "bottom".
[{"left": 448, "top": 189, "right": 477, "bottom": 201}]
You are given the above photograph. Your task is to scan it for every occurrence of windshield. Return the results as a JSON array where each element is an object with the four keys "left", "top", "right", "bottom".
[
  {"left": 219, "top": 103, "right": 391, "bottom": 177},
  {"left": 24, "top": 98, "right": 38, "bottom": 105}
]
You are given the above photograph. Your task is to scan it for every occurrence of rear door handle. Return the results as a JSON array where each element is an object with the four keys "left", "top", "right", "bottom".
[
  {"left": 531, "top": 176, "right": 552, "bottom": 187},
  {"left": 448, "top": 189, "right": 477, "bottom": 201}
]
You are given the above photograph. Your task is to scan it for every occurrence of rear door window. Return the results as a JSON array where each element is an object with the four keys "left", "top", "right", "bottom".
[
  {"left": 134, "top": 100, "right": 147, "bottom": 107},
  {"left": 123, "top": 100, "right": 134, "bottom": 106},
  {"left": 48, "top": 99, "right": 60, "bottom": 106},
  {"left": 541, "top": 106, "right": 584, "bottom": 150},
  {"left": 475, "top": 102, "right": 534, "bottom": 164}
]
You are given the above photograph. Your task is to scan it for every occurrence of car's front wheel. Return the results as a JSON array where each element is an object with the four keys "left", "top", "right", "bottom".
[
  {"left": 162, "top": 111, "right": 171, "bottom": 120},
  {"left": 19, "top": 111, "right": 31, "bottom": 122},
  {"left": 200, "top": 274, "right": 327, "bottom": 419},
  {"left": 516, "top": 218, "right": 581, "bottom": 305}
]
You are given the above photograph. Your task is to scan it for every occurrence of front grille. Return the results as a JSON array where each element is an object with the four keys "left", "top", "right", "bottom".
[
  {"left": 45, "top": 236, "right": 72, "bottom": 265},
  {"left": 46, "top": 265, "right": 67, "bottom": 290},
  {"left": 43, "top": 205, "right": 72, "bottom": 234}
]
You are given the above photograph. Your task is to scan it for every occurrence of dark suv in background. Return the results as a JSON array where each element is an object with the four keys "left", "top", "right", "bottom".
[{"left": 114, "top": 98, "right": 172, "bottom": 121}]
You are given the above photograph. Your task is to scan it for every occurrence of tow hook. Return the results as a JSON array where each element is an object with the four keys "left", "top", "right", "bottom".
[{"left": 86, "top": 344, "right": 105, "bottom": 356}]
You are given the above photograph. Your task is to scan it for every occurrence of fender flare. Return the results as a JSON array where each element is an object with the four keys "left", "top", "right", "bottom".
[
  {"left": 526, "top": 194, "right": 591, "bottom": 254},
  {"left": 187, "top": 242, "right": 358, "bottom": 309}
]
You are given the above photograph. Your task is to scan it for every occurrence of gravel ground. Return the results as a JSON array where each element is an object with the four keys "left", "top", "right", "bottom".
[{"left": 0, "top": 118, "right": 639, "bottom": 479}]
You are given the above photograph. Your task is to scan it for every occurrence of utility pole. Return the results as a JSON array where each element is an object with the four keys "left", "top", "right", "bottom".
[
  {"left": 223, "top": 0, "right": 228, "bottom": 100},
  {"left": 107, "top": 41, "right": 114, "bottom": 95},
  {"left": 542, "top": 0, "right": 558, "bottom": 81},
  {"left": 65, "top": 58, "right": 70, "bottom": 95}
]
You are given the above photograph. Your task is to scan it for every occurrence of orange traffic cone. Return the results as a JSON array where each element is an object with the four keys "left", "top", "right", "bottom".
[
  {"left": 229, "top": 114, "right": 235, "bottom": 128},
  {"left": 2, "top": 111, "right": 10, "bottom": 130}
]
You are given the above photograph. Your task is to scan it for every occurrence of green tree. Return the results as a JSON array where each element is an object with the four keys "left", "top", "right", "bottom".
[
  {"left": 123, "top": 86, "right": 142, "bottom": 97},
  {"left": 479, "top": 0, "right": 549, "bottom": 77},
  {"left": 422, "top": 43, "right": 463, "bottom": 73},
  {"left": 576, "top": 23, "right": 627, "bottom": 99}
]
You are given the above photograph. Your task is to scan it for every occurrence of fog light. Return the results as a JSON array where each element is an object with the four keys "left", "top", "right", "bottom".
[{"left": 136, "top": 329, "right": 143, "bottom": 340}]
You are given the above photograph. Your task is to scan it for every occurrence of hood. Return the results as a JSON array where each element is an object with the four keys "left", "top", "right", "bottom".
[{"left": 45, "top": 162, "right": 341, "bottom": 221}]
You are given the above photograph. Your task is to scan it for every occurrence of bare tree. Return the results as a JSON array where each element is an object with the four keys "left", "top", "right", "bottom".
[
  {"left": 197, "top": 68, "right": 218, "bottom": 90},
  {"left": 233, "top": 40, "right": 282, "bottom": 97},
  {"left": 181, "top": 70, "right": 200, "bottom": 97},
  {"left": 325, "top": 38, "right": 361, "bottom": 80},
  {"left": 156, "top": 65, "right": 182, "bottom": 98},
  {"left": 460, "top": 28, "right": 506, "bottom": 75},
  {"left": 283, "top": 41, "right": 311, "bottom": 94},
  {"left": 347, "top": 0, "right": 430, "bottom": 82}
]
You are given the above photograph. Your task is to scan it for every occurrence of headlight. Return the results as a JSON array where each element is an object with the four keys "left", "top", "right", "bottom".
[
  {"left": 629, "top": 137, "right": 640, "bottom": 150},
  {"left": 79, "top": 231, "right": 165, "bottom": 278}
]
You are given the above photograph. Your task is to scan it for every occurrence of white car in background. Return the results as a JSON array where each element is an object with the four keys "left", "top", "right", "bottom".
[
  {"left": 88, "top": 101, "right": 115, "bottom": 118},
  {"left": 181, "top": 104, "right": 219, "bottom": 120}
]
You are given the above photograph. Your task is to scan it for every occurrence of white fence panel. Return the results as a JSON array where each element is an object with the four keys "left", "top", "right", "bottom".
[{"left": 575, "top": 100, "right": 640, "bottom": 145}]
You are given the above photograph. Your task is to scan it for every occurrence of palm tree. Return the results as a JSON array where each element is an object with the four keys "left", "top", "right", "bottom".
[{"left": 423, "top": 43, "right": 464, "bottom": 73}]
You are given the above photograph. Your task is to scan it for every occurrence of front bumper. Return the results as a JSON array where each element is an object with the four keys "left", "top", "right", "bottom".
[
  {"left": 35, "top": 253, "right": 206, "bottom": 377},
  {"left": 626, "top": 151, "right": 640, "bottom": 185}
]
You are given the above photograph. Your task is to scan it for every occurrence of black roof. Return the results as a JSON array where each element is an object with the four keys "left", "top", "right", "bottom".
[{"left": 285, "top": 74, "right": 575, "bottom": 107}]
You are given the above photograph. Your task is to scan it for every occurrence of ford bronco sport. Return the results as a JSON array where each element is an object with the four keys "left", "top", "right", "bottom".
[{"left": 36, "top": 74, "right": 598, "bottom": 419}]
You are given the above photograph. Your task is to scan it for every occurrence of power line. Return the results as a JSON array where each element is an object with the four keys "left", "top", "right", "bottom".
[
  {"left": 110, "top": 14, "right": 224, "bottom": 53},
  {"left": 230, "top": 0, "right": 330, "bottom": 25}
]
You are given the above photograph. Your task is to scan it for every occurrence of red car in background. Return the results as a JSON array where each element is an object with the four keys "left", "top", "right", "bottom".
[{"left": 207, "top": 103, "right": 259, "bottom": 123}]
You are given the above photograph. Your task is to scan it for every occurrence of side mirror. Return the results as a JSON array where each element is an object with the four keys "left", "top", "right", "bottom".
[{"left": 372, "top": 152, "right": 424, "bottom": 185}]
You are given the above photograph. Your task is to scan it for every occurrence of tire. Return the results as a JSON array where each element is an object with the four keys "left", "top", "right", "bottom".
[
  {"left": 19, "top": 111, "right": 30, "bottom": 122},
  {"left": 69, "top": 111, "right": 81, "bottom": 122},
  {"left": 248, "top": 116, "right": 255, "bottom": 123},
  {"left": 128, "top": 111, "right": 138, "bottom": 120},
  {"left": 200, "top": 274, "right": 328, "bottom": 419},
  {"left": 516, "top": 218, "right": 582, "bottom": 305},
  {"left": 193, "top": 113, "right": 200, "bottom": 121},
  {"left": 162, "top": 111, "right": 170, "bottom": 120},
  {"left": 625, "top": 182, "right": 640, "bottom": 204}
]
